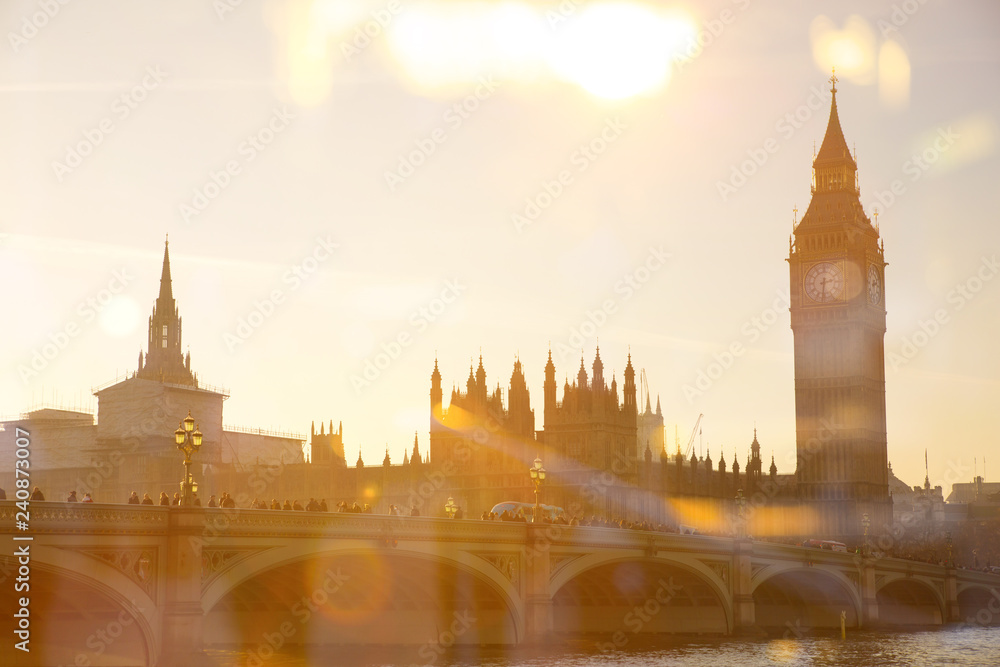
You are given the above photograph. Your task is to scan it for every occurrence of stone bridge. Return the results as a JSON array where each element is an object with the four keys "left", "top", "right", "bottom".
[{"left": 2, "top": 502, "right": 998, "bottom": 666}]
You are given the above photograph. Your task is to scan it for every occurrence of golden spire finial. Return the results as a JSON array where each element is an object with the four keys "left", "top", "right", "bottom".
[{"left": 830, "top": 67, "right": 838, "bottom": 93}]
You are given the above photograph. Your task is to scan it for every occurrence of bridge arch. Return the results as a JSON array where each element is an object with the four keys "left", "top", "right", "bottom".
[
  {"left": 550, "top": 552, "right": 733, "bottom": 635},
  {"left": 752, "top": 565, "right": 862, "bottom": 632},
  {"left": 956, "top": 584, "right": 1000, "bottom": 627},
  {"left": 875, "top": 575, "right": 945, "bottom": 626},
  {"left": 202, "top": 541, "right": 524, "bottom": 647},
  {"left": 1, "top": 546, "right": 158, "bottom": 666}
]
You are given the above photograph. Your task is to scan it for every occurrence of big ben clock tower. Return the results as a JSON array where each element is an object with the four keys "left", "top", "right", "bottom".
[{"left": 788, "top": 73, "right": 891, "bottom": 537}]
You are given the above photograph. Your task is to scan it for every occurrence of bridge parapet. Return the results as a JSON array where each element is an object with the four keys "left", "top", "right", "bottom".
[
  {"left": 199, "top": 508, "right": 530, "bottom": 543},
  {"left": 0, "top": 500, "right": 169, "bottom": 534}
]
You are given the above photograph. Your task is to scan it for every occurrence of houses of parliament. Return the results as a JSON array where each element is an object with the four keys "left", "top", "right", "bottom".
[{"left": 2, "top": 78, "right": 901, "bottom": 540}]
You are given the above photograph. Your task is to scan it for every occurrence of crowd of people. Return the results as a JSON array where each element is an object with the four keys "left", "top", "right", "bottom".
[{"left": 7, "top": 486, "right": 999, "bottom": 570}]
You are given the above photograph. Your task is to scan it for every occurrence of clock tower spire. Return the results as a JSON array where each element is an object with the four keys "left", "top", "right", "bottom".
[{"left": 788, "top": 73, "right": 891, "bottom": 538}]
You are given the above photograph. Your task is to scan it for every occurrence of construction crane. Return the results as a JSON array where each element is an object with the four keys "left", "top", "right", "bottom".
[{"left": 679, "top": 413, "right": 704, "bottom": 458}]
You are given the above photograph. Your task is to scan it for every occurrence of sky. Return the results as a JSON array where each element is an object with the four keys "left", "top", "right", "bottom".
[{"left": 1, "top": 0, "right": 998, "bottom": 491}]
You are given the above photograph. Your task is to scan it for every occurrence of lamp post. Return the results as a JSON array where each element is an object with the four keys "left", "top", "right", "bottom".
[
  {"left": 945, "top": 531, "right": 953, "bottom": 566},
  {"left": 445, "top": 496, "right": 457, "bottom": 519},
  {"left": 862, "top": 512, "right": 871, "bottom": 556},
  {"left": 174, "top": 410, "right": 203, "bottom": 506},
  {"left": 735, "top": 488, "right": 746, "bottom": 538},
  {"left": 529, "top": 456, "right": 546, "bottom": 523}
]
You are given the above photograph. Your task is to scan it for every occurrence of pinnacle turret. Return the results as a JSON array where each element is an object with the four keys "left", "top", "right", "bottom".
[{"left": 137, "top": 237, "right": 195, "bottom": 386}]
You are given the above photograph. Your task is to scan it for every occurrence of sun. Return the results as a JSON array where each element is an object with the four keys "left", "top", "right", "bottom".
[
  {"left": 548, "top": 3, "right": 697, "bottom": 101},
  {"left": 382, "top": 1, "right": 697, "bottom": 100}
]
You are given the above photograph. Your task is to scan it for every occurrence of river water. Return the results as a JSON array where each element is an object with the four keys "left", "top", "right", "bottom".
[{"left": 201, "top": 626, "right": 1000, "bottom": 667}]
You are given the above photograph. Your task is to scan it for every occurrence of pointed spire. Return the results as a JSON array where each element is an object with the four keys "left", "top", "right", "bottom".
[
  {"left": 411, "top": 431, "right": 420, "bottom": 464},
  {"left": 592, "top": 345, "right": 604, "bottom": 390},
  {"left": 158, "top": 234, "right": 174, "bottom": 304},
  {"left": 356, "top": 449, "right": 364, "bottom": 468},
  {"left": 383, "top": 447, "right": 391, "bottom": 466},
  {"left": 656, "top": 395, "right": 662, "bottom": 415},
  {"left": 924, "top": 448, "right": 930, "bottom": 489},
  {"left": 815, "top": 68, "right": 855, "bottom": 167}
]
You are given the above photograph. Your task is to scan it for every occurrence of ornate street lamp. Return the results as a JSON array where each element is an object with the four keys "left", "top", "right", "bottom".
[
  {"left": 735, "top": 488, "right": 747, "bottom": 538},
  {"left": 174, "top": 410, "right": 203, "bottom": 506},
  {"left": 945, "top": 531, "right": 953, "bottom": 566},
  {"left": 861, "top": 512, "right": 871, "bottom": 556},
  {"left": 445, "top": 496, "right": 457, "bottom": 519},
  {"left": 529, "top": 457, "right": 546, "bottom": 522}
]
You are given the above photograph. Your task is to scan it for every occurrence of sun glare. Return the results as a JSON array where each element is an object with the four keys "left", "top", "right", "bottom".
[
  {"left": 549, "top": 4, "right": 695, "bottom": 100},
  {"left": 385, "top": 1, "right": 696, "bottom": 99}
]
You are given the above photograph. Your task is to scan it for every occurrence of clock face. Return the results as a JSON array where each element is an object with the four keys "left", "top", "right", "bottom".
[
  {"left": 868, "top": 264, "right": 882, "bottom": 304},
  {"left": 804, "top": 262, "right": 844, "bottom": 303}
]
